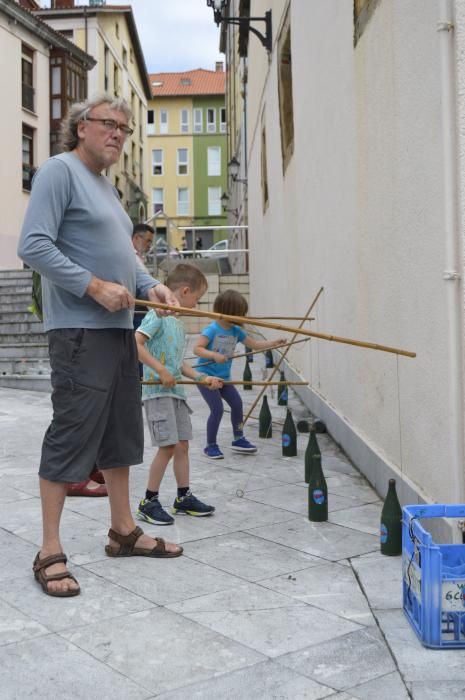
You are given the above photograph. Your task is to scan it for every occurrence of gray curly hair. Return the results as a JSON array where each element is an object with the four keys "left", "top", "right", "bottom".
[{"left": 60, "top": 93, "right": 132, "bottom": 152}]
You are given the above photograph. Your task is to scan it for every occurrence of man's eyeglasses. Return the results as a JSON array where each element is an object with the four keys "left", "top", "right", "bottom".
[{"left": 84, "top": 117, "right": 134, "bottom": 137}]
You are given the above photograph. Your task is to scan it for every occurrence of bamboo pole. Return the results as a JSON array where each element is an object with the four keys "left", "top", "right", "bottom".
[
  {"left": 183, "top": 337, "right": 310, "bottom": 364},
  {"left": 244, "top": 287, "right": 325, "bottom": 425},
  {"left": 141, "top": 380, "right": 309, "bottom": 386},
  {"left": 246, "top": 316, "right": 315, "bottom": 322},
  {"left": 136, "top": 296, "right": 416, "bottom": 358}
]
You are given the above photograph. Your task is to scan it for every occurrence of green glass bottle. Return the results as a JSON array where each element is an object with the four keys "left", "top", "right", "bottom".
[
  {"left": 308, "top": 454, "right": 328, "bottom": 522},
  {"left": 245, "top": 346, "right": 253, "bottom": 362},
  {"left": 282, "top": 409, "right": 297, "bottom": 457},
  {"left": 259, "top": 395, "right": 272, "bottom": 438},
  {"left": 277, "top": 371, "right": 288, "bottom": 406},
  {"left": 265, "top": 349, "right": 274, "bottom": 368},
  {"left": 380, "top": 479, "right": 402, "bottom": 556},
  {"left": 304, "top": 429, "right": 321, "bottom": 483},
  {"left": 243, "top": 360, "right": 252, "bottom": 390}
]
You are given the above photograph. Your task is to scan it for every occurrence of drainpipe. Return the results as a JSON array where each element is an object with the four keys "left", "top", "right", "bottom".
[{"left": 438, "top": 0, "right": 465, "bottom": 511}]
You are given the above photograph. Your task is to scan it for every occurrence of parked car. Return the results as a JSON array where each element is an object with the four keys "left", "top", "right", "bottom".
[
  {"left": 154, "top": 238, "right": 181, "bottom": 264},
  {"left": 202, "top": 239, "right": 229, "bottom": 258}
]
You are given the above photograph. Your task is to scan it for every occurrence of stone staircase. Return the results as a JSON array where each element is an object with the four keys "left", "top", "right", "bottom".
[{"left": 0, "top": 269, "right": 51, "bottom": 391}]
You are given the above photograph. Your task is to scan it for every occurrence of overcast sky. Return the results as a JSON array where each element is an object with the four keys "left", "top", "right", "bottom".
[{"left": 68, "top": 0, "right": 224, "bottom": 73}]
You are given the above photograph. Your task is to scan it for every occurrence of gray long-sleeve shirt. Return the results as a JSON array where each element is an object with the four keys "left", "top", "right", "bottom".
[{"left": 18, "top": 152, "right": 158, "bottom": 331}]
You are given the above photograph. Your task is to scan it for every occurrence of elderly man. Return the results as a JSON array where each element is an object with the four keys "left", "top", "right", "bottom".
[{"left": 18, "top": 95, "right": 183, "bottom": 598}]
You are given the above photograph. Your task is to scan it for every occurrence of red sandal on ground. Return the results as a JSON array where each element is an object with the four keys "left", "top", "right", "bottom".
[
  {"left": 33, "top": 552, "right": 80, "bottom": 597},
  {"left": 66, "top": 479, "right": 108, "bottom": 497},
  {"left": 105, "top": 526, "right": 183, "bottom": 558}
]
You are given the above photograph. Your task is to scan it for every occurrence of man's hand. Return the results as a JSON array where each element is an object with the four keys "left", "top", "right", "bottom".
[
  {"left": 203, "top": 376, "right": 223, "bottom": 390},
  {"left": 272, "top": 337, "right": 287, "bottom": 347},
  {"left": 86, "top": 276, "right": 134, "bottom": 312},
  {"left": 148, "top": 284, "right": 180, "bottom": 316},
  {"left": 159, "top": 367, "right": 176, "bottom": 387}
]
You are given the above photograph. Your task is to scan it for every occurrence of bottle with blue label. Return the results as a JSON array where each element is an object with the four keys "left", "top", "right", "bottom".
[
  {"left": 259, "top": 395, "right": 272, "bottom": 438},
  {"left": 243, "top": 359, "right": 252, "bottom": 390},
  {"left": 304, "top": 429, "right": 321, "bottom": 483},
  {"left": 380, "top": 478, "right": 402, "bottom": 556},
  {"left": 265, "top": 349, "right": 274, "bottom": 368},
  {"left": 282, "top": 408, "right": 297, "bottom": 457},
  {"left": 277, "top": 371, "right": 288, "bottom": 406},
  {"left": 308, "top": 454, "right": 328, "bottom": 522}
]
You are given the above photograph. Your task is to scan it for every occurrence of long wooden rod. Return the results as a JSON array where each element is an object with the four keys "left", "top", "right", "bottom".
[
  {"left": 184, "top": 337, "right": 310, "bottom": 364},
  {"left": 141, "top": 380, "right": 309, "bottom": 386},
  {"left": 247, "top": 316, "right": 314, "bottom": 322},
  {"left": 136, "top": 297, "right": 415, "bottom": 358},
  {"left": 244, "top": 287, "right": 324, "bottom": 425}
]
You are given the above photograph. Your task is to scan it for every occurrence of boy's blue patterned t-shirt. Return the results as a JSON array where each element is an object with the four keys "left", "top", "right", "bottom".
[
  {"left": 195, "top": 321, "right": 247, "bottom": 380},
  {"left": 138, "top": 311, "right": 186, "bottom": 400}
]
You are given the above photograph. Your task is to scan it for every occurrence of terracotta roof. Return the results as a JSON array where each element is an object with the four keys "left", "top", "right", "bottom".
[{"left": 149, "top": 69, "right": 225, "bottom": 97}]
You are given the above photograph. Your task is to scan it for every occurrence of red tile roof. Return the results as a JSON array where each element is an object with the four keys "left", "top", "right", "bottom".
[{"left": 149, "top": 69, "right": 225, "bottom": 97}]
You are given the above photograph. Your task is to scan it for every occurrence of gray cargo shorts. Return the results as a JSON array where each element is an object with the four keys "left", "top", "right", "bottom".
[
  {"left": 144, "top": 396, "right": 193, "bottom": 447},
  {"left": 40, "top": 328, "right": 143, "bottom": 483}
]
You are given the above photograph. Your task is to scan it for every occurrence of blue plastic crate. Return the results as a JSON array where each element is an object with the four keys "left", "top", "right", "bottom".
[{"left": 403, "top": 503, "right": 465, "bottom": 648}]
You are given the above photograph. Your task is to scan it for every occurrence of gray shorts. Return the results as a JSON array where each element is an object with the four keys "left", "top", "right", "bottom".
[
  {"left": 144, "top": 396, "right": 193, "bottom": 447},
  {"left": 40, "top": 328, "right": 143, "bottom": 483}
]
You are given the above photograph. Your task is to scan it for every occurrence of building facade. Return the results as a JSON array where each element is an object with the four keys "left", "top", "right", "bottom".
[
  {"left": 146, "top": 67, "right": 227, "bottom": 250},
  {"left": 219, "top": 0, "right": 465, "bottom": 522},
  {"left": 34, "top": 0, "right": 151, "bottom": 221},
  {"left": 0, "top": 0, "right": 94, "bottom": 269}
]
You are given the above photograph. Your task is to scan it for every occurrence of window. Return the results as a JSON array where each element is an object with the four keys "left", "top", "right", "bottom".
[
  {"left": 22, "top": 45, "right": 34, "bottom": 112},
  {"left": 177, "top": 188, "right": 189, "bottom": 216},
  {"left": 220, "top": 107, "right": 226, "bottom": 133},
  {"left": 160, "top": 109, "right": 168, "bottom": 134},
  {"left": 180, "top": 109, "right": 189, "bottom": 133},
  {"left": 152, "top": 149, "right": 163, "bottom": 175},
  {"left": 131, "top": 142, "right": 136, "bottom": 175},
  {"left": 115, "top": 22, "right": 119, "bottom": 39},
  {"left": 130, "top": 48, "right": 134, "bottom": 64},
  {"left": 207, "top": 147, "right": 221, "bottom": 176},
  {"left": 208, "top": 187, "right": 221, "bottom": 216},
  {"left": 277, "top": 10, "right": 294, "bottom": 172},
  {"left": 194, "top": 108, "right": 203, "bottom": 133},
  {"left": 139, "top": 147, "right": 143, "bottom": 187},
  {"left": 113, "top": 63, "right": 120, "bottom": 96},
  {"left": 207, "top": 108, "right": 216, "bottom": 133},
  {"left": 124, "top": 152, "right": 128, "bottom": 173},
  {"left": 104, "top": 46, "right": 109, "bottom": 91},
  {"left": 122, "top": 47, "right": 128, "bottom": 68},
  {"left": 22, "top": 124, "right": 34, "bottom": 191},
  {"left": 152, "top": 188, "right": 164, "bottom": 214},
  {"left": 354, "top": 0, "right": 381, "bottom": 46},
  {"left": 147, "top": 109, "right": 155, "bottom": 135},
  {"left": 261, "top": 123, "right": 269, "bottom": 210},
  {"left": 177, "top": 148, "right": 188, "bottom": 175}
]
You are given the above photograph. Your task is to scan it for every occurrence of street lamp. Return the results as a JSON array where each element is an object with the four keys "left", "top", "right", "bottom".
[
  {"left": 228, "top": 156, "right": 247, "bottom": 184},
  {"left": 221, "top": 192, "right": 239, "bottom": 218},
  {"left": 206, "top": 0, "right": 272, "bottom": 53}
]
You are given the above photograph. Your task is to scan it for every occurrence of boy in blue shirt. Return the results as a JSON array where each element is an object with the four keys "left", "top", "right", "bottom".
[{"left": 135, "top": 264, "right": 222, "bottom": 525}]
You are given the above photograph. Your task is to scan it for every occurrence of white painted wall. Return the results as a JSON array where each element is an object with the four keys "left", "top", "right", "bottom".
[
  {"left": 246, "top": 0, "right": 465, "bottom": 504},
  {"left": 0, "top": 15, "right": 50, "bottom": 269}
]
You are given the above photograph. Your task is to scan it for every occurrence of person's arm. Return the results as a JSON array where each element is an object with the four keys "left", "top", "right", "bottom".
[
  {"left": 135, "top": 331, "right": 176, "bottom": 387},
  {"left": 242, "top": 335, "right": 288, "bottom": 351},
  {"left": 181, "top": 362, "right": 223, "bottom": 389},
  {"left": 193, "top": 334, "right": 227, "bottom": 364}
]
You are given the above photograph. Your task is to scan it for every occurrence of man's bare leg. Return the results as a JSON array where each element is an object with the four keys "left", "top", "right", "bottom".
[
  {"left": 38, "top": 477, "right": 80, "bottom": 594},
  {"left": 104, "top": 466, "right": 182, "bottom": 553}
]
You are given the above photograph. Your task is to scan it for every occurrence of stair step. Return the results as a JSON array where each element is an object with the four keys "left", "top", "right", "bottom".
[
  {"left": 0, "top": 321, "right": 44, "bottom": 334},
  {"left": 0, "top": 311, "right": 36, "bottom": 322},
  {"left": 0, "top": 269, "right": 33, "bottom": 280},
  {"left": 0, "top": 332, "right": 48, "bottom": 345},
  {"left": 0, "top": 374, "right": 51, "bottom": 392},
  {"left": 0, "top": 358, "right": 50, "bottom": 375},
  {"left": 0, "top": 284, "right": 32, "bottom": 294},
  {"left": 0, "top": 344, "right": 48, "bottom": 358}
]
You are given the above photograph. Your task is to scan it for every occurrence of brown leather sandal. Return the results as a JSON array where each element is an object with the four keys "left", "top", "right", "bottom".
[
  {"left": 105, "top": 526, "right": 183, "bottom": 558},
  {"left": 32, "top": 552, "right": 81, "bottom": 597}
]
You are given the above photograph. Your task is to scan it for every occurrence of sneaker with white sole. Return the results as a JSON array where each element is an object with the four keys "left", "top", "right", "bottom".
[
  {"left": 204, "top": 443, "right": 224, "bottom": 459},
  {"left": 231, "top": 436, "right": 257, "bottom": 453},
  {"left": 137, "top": 496, "right": 174, "bottom": 525}
]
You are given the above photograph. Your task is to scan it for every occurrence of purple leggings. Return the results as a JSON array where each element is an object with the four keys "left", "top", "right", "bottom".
[{"left": 197, "top": 383, "right": 244, "bottom": 445}]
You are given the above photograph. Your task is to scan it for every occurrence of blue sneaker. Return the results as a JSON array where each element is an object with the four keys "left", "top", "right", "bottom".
[
  {"left": 172, "top": 490, "right": 215, "bottom": 517},
  {"left": 204, "top": 444, "right": 224, "bottom": 459},
  {"left": 137, "top": 496, "right": 174, "bottom": 525},
  {"left": 231, "top": 436, "right": 257, "bottom": 453}
]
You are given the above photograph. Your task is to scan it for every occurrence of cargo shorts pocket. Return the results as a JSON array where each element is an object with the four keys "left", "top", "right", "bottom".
[{"left": 152, "top": 412, "right": 171, "bottom": 443}]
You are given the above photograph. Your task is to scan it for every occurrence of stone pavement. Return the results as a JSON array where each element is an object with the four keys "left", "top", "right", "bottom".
[{"left": 0, "top": 348, "right": 463, "bottom": 699}]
